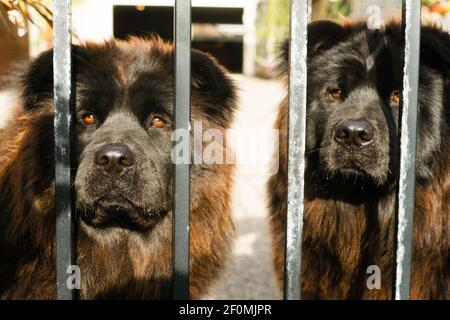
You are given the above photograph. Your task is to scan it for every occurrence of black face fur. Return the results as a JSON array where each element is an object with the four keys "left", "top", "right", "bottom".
[
  {"left": 285, "top": 21, "right": 450, "bottom": 188},
  {"left": 23, "top": 38, "right": 236, "bottom": 231}
]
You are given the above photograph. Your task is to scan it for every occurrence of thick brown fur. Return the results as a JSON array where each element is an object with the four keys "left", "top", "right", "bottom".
[
  {"left": 0, "top": 38, "right": 236, "bottom": 299},
  {"left": 269, "top": 99, "right": 450, "bottom": 299},
  {"left": 268, "top": 21, "right": 450, "bottom": 299}
]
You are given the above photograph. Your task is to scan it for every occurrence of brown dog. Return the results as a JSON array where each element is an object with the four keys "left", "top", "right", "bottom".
[{"left": 0, "top": 38, "right": 237, "bottom": 299}]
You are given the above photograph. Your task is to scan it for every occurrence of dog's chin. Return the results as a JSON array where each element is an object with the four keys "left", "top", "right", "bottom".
[
  {"left": 320, "top": 146, "right": 391, "bottom": 188},
  {"left": 334, "top": 167, "right": 389, "bottom": 188},
  {"left": 78, "top": 195, "right": 166, "bottom": 232},
  {"left": 323, "top": 158, "right": 390, "bottom": 188}
]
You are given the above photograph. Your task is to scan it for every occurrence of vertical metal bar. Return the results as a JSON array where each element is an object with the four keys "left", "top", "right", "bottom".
[
  {"left": 284, "top": 0, "right": 308, "bottom": 300},
  {"left": 53, "top": 0, "right": 73, "bottom": 300},
  {"left": 173, "top": 0, "right": 191, "bottom": 300},
  {"left": 395, "top": 0, "right": 421, "bottom": 300}
]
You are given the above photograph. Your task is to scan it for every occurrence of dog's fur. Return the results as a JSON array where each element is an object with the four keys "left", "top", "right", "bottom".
[
  {"left": 269, "top": 20, "right": 450, "bottom": 299},
  {"left": 0, "top": 38, "right": 237, "bottom": 299}
]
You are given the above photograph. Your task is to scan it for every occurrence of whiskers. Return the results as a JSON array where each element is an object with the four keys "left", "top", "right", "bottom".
[{"left": 307, "top": 145, "right": 331, "bottom": 155}]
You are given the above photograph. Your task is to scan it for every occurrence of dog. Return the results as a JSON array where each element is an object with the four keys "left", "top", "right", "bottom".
[
  {"left": 268, "top": 20, "right": 450, "bottom": 299},
  {"left": 0, "top": 38, "right": 237, "bottom": 299}
]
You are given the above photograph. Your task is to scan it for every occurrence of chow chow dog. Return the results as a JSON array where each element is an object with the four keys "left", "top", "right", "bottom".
[
  {"left": 268, "top": 20, "right": 450, "bottom": 299},
  {"left": 0, "top": 38, "right": 237, "bottom": 299}
]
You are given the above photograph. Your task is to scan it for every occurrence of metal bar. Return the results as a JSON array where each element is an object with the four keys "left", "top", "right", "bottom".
[
  {"left": 284, "top": 0, "right": 309, "bottom": 300},
  {"left": 173, "top": 0, "right": 191, "bottom": 300},
  {"left": 53, "top": 0, "right": 74, "bottom": 300},
  {"left": 394, "top": 0, "right": 421, "bottom": 300}
]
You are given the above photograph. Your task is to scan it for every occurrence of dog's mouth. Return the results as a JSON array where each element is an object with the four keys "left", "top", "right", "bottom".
[
  {"left": 319, "top": 145, "right": 390, "bottom": 187},
  {"left": 328, "top": 160, "right": 371, "bottom": 179},
  {"left": 79, "top": 195, "right": 166, "bottom": 231},
  {"left": 337, "top": 157, "right": 371, "bottom": 174}
]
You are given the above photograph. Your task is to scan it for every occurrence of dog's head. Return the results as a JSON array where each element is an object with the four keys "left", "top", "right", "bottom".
[
  {"left": 305, "top": 21, "right": 401, "bottom": 187},
  {"left": 23, "top": 38, "right": 236, "bottom": 231},
  {"left": 283, "top": 20, "right": 448, "bottom": 188}
]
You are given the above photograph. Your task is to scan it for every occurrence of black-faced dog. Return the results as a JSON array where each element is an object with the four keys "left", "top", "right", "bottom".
[
  {"left": 0, "top": 38, "right": 237, "bottom": 299},
  {"left": 269, "top": 20, "right": 450, "bottom": 299}
]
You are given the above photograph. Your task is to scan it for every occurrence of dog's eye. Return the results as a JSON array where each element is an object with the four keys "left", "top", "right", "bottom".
[
  {"left": 149, "top": 116, "right": 167, "bottom": 128},
  {"left": 391, "top": 90, "right": 401, "bottom": 104},
  {"left": 328, "top": 88, "right": 343, "bottom": 99},
  {"left": 82, "top": 113, "right": 96, "bottom": 125}
]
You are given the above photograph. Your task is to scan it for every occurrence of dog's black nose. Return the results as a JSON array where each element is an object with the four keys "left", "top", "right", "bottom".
[
  {"left": 95, "top": 144, "right": 135, "bottom": 174},
  {"left": 334, "top": 119, "right": 375, "bottom": 147}
]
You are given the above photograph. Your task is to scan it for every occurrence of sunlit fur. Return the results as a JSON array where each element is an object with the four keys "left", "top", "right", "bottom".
[{"left": 0, "top": 38, "right": 237, "bottom": 299}]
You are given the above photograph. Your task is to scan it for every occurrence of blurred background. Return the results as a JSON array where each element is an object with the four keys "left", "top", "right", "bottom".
[
  {"left": 1, "top": 0, "right": 450, "bottom": 77},
  {"left": 0, "top": 0, "right": 449, "bottom": 299}
]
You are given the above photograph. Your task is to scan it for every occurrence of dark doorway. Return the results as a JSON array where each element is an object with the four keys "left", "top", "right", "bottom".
[{"left": 113, "top": 5, "right": 244, "bottom": 73}]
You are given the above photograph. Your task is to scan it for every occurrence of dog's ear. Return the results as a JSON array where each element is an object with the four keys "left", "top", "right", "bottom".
[
  {"left": 190, "top": 50, "right": 237, "bottom": 123},
  {"left": 415, "top": 26, "right": 450, "bottom": 77},
  {"left": 384, "top": 22, "right": 450, "bottom": 77},
  {"left": 22, "top": 48, "right": 54, "bottom": 110},
  {"left": 279, "top": 20, "right": 347, "bottom": 72},
  {"left": 22, "top": 45, "right": 84, "bottom": 110},
  {"left": 191, "top": 50, "right": 235, "bottom": 102},
  {"left": 307, "top": 20, "right": 347, "bottom": 54},
  {"left": 281, "top": 20, "right": 348, "bottom": 60}
]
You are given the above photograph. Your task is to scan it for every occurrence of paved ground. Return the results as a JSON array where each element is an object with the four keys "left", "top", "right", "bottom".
[
  {"left": 0, "top": 89, "right": 18, "bottom": 129},
  {"left": 0, "top": 74, "right": 284, "bottom": 300},
  {"left": 210, "top": 74, "right": 284, "bottom": 300}
]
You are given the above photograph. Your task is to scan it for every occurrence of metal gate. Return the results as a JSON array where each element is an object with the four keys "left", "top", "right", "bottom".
[{"left": 53, "top": 0, "right": 421, "bottom": 300}]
